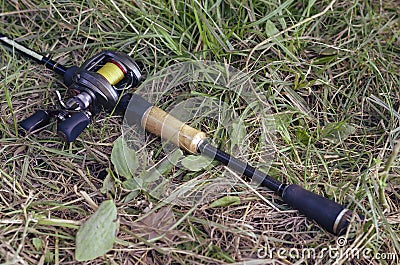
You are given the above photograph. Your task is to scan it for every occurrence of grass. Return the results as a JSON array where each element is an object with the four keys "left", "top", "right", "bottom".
[{"left": 1, "top": 0, "right": 399, "bottom": 264}]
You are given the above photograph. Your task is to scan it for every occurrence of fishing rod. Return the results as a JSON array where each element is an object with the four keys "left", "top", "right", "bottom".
[{"left": 0, "top": 32, "right": 361, "bottom": 235}]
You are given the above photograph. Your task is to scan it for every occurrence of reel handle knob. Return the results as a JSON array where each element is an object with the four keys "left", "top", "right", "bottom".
[
  {"left": 19, "top": 110, "right": 51, "bottom": 134},
  {"left": 57, "top": 112, "right": 90, "bottom": 142}
]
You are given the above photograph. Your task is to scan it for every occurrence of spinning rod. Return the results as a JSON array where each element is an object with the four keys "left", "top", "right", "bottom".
[{"left": 0, "top": 32, "right": 361, "bottom": 235}]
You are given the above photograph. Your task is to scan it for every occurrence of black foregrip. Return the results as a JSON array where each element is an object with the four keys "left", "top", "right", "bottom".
[
  {"left": 122, "top": 93, "right": 153, "bottom": 126},
  {"left": 19, "top": 110, "right": 51, "bottom": 133},
  {"left": 115, "top": 93, "right": 132, "bottom": 115},
  {"left": 282, "top": 184, "right": 354, "bottom": 235},
  {"left": 63, "top": 66, "right": 79, "bottom": 87}
]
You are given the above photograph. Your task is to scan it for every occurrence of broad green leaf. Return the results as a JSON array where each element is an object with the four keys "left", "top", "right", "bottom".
[
  {"left": 45, "top": 251, "right": 54, "bottom": 263},
  {"left": 32, "top": 238, "right": 42, "bottom": 251},
  {"left": 75, "top": 200, "right": 118, "bottom": 261},
  {"left": 265, "top": 20, "right": 280, "bottom": 37},
  {"left": 296, "top": 128, "right": 310, "bottom": 145},
  {"left": 320, "top": 122, "right": 356, "bottom": 144},
  {"left": 122, "top": 149, "right": 184, "bottom": 201},
  {"left": 144, "top": 149, "right": 184, "bottom": 182},
  {"left": 275, "top": 113, "right": 292, "bottom": 128},
  {"left": 111, "top": 137, "right": 138, "bottom": 178},
  {"left": 123, "top": 177, "right": 144, "bottom": 190},
  {"left": 100, "top": 172, "right": 115, "bottom": 194},
  {"left": 181, "top": 155, "right": 213, "bottom": 171},
  {"left": 123, "top": 190, "right": 141, "bottom": 203},
  {"left": 209, "top": 196, "right": 240, "bottom": 208}
]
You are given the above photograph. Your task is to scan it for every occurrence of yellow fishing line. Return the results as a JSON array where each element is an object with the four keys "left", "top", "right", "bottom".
[{"left": 97, "top": 62, "right": 124, "bottom": 85}]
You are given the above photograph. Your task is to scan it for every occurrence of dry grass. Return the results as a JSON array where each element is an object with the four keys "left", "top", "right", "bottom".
[{"left": 1, "top": 0, "right": 399, "bottom": 264}]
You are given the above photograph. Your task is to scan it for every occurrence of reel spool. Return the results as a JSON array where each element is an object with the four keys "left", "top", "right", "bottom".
[{"left": 19, "top": 50, "right": 142, "bottom": 142}]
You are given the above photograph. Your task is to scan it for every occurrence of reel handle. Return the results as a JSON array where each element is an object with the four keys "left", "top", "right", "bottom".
[
  {"left": 57, "top": 112, "right": 90, "bottom": 142},
  {"left": 19, "top": 110, "right": 51, "bottom": 133}
]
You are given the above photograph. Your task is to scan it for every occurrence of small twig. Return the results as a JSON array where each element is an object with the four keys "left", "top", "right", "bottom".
[{"left": 74, "top": 185, "right": 98, "bottom": 211}]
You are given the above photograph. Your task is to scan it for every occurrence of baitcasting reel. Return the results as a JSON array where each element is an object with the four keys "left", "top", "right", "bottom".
[{"left": 19, "top": 51, "right": 142, "bottom": 142}]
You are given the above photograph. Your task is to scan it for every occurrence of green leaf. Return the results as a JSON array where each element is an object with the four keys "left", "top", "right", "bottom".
[
  {"left": 100, "top": 172, "right": 115, "bottom": 194},
  {"left": 320, "top": 122, "right": 356, "bottom": 144},
  {"left": 45, "top": 251, "right": 54, "bottom": 263},
  {"left": 32, "top": 238, "right": 42, "bottom": 251},
  {"left": 146, "top": 149, "right": 184, "bottom": 181},
  {"left": 275, "top": 113, "right": 292, "bottom": 128},
  {"left": 265, "top": 20, "right": 298, "bottom": 62},
  {"left": 75, "top": 200, "right": 118, "bottom": 261},
  {"left": 206, "top": 244, "right": 235, "bottom": 263},
  {"left": 181, "top": 155, "right": 213, "bottom": 171},
  {"left": 265, "top": 20, "right": 280, "bottom": 37},
  {"left": 111, "top": 136, "right": 138, "bottom": 178},
  {"left": 123, "top": 190, "right": 141, "bottom": 203},
  {"left": 296, "top": 128, "right": 310, "bottom": 145},
  {"left": 209, "top": 196, "right": 240, "bottom": 208},
  {"left": 123, "top": 177, "right": 144, "bottom": 190}
]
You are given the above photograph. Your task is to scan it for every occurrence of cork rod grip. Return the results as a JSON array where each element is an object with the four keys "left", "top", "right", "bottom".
[{"left": 141, "top": 106, "right": 207, "bottom": 154}]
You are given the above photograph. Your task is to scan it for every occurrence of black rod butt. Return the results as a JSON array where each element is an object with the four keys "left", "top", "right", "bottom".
[{"left": 282, "top": 184, "right": 359, "bottom": 235}]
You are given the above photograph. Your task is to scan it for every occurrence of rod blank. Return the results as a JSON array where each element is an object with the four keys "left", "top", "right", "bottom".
[
  {"left": 197, "top": 140, "right": 285, "bottom": 193},
  {"left": 197, "top": 139, "right": 356, "bottom": 235},
  {"left": 0, "top": 32, "right": 67, "bottom": 75}
]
